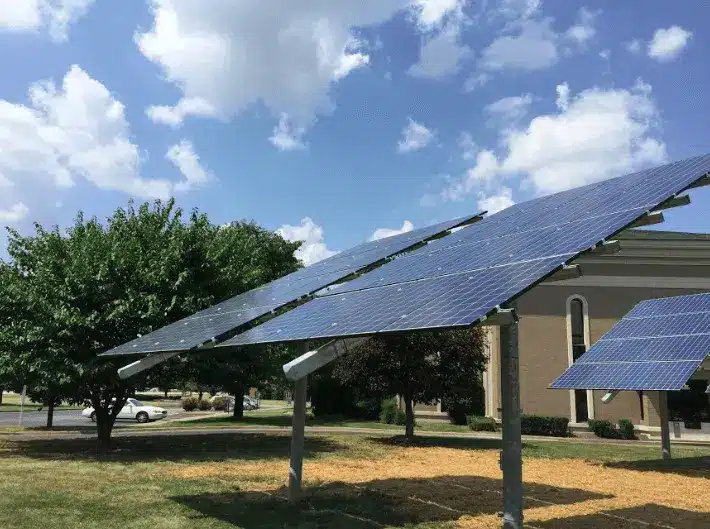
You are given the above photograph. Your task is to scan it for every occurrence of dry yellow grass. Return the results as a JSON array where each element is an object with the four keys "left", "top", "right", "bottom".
[{"left": 169, "top": 445, "right": 710, "bottom": 528}]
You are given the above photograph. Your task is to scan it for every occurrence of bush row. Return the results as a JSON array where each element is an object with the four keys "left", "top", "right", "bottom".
[
  {"left": 182, "top": 397, "right": 218, "bottom": 411},
  {"left": 466, "top": 414, "right": 570, "bottom": 437},
  {"left": 380, "top": 398, "right": 407, "bottom": 426},
  {"left": 589, "top": 419, "right": 635, "bottom": 440}
]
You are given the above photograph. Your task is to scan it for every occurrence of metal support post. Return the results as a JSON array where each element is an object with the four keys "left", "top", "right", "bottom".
[
  {"left": 499, "top": 307, "right": 523, "bottom": 529},
  {"left": 658, "top": 391, "right": 671, "bottom": 460},
  {"left": 288, "top": 343, "right": 309, "bottom": 502}
]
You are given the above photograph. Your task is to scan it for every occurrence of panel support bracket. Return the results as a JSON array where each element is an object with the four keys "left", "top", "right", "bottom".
[
  {"left": 686, "top": 174, "right": 710, "bottom": 189},
  {"left": 589, "top": 240, "right": 621, "bottom": 256},
  {"left": 499, "top": 303, "right": 523, "bottom": 529},
  {"left": 653, "top": 194, "right": 691, "bottom": 212},
  {"left": 626, "top": 211, "right": 665, "bottom": 229},
  {"left": 282, "top": 337, "right": 370, "bottom": 381},
  {"left": 543, "top": 265, "right": 582, "bottom": 283},
  {"left": 118, "top": 351, "right": 179, "bottom": 379}
]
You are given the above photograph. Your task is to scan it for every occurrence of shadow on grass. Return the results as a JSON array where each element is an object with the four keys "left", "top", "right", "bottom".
[
  {"left": 3, "top": 432, "right": 343, "bottom": 463},
  {"left": 172, "top": 475, "right": 611, "bottom": 528},
  {"left": 605, "top": 456, "right": 710, "bottom": 479},
  {"left": 536, "top": 503, "right": 709, "bottom": 529},
  {"left": 370, "top": 434, "right": 506, "bottom": 451},
  {"left": 181, "top": 415, "right": 295, "bottom": 428}
]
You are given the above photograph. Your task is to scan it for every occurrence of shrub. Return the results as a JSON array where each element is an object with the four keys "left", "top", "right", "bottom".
[
  {"left": 468, "top": 415, "right": 497, "bottom": 432},
  {"left": 182, "top": 396, "right": 199, "bottom": 411},
  {"left": 442, "top": 385, "right": 485, "bottom": 426},
  {"left": 211, "top": 396, "right": 230, "bottom": 411},
  {"left": 380, "top": 398, "right": 399, "bottom": 424},
  {"left": 356, "top": 397, "right": 382, "bottom": 420},
  {"left": 394, "top": 409, "right": 407, "bottom": 426},
  {"left": 521, "top": 415, "right": 569, "bottom": 437},
  {"left": 589, "top": 419, "right": 619, "bottom": 439},
  {"left": 197, "top": 399, "right": 212, "bottom": 411},
  {"left": 617, "top": 418, "right": 635, "bottom": 440}
]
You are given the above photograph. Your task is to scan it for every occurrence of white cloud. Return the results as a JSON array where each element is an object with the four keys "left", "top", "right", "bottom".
[
  {"left": 269, "top": 114, "right": 307, "bottom": 151},
  {"left": 408, "top": 19, "right": 471, "bottom": 78},
  {"left": 443, "top": 79, "right": 666, "bottom": 199},
  {"left": 648, "top": 26, "right": 692, "bottom": 62},
  {"left": 458, "top": 131, "right": 477, "bottom": 160},
  {"left": 463, "top": 72, "right": 491, "bottom": 92},
  {"left": 481, "top": 18, "right": 558, "bottom": 71},
  {"left": 564, "top": 7, "right": 597, "bottom": 46},
  {"left": 625, "top": 39, "right": 642, "bottom": 54},
  {"left": 413, "top": 0, "right": 462, "bottom": 29},
  {"left": 370, "top": 220, "right": 414, "bottom": 241},
  {"left": 398, "top": 119, "right": 435, "bottom": 153},
  {"left": 0, "top": 202, "right": 29, "bottom": 223},
  {"left": 485, "top": 94, "right": 533, "bottom": 126},
  {"left": 478, "top": 187, "right": 514, "bottom": 214},
  {"left": 277, "top": 217, "right": 337, "bottom": 266},
  {"left": 146, "top": 97, "right": 216, "bottom": 128},
  {"left": 0, "top": 0, "right": 95, "bottom": 41},
  {"left": 0, "top": 65, "right": 176, "bottom": 200},
  {"left": 166, "top": 140, "right": 211, "bottom": 192},
  {"left": 136, "top": 1, "right": 425, "bottom": 141},
  {"left": 494, "top": 0, "right": 541, "bottom": 22}
]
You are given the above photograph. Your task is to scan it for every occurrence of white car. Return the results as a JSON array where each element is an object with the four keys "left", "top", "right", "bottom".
[{"left": 82, "top": 398, "right": 168, "bottom": 423}]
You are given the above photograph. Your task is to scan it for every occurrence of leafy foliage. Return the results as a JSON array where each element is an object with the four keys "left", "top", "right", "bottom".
[
  {"left": 332, "top": 327, "right": 486, "bottom": 440},
  {"left": 467, "top": 415, "right": 497, "bottom": 432},
  {"left": 520, "top": 415, "right": 570, "bottom": 437},
  {"left": 182, "top": 397, "right": 200, "bottom": 411},
  {"left": 0, "top": 200, "right": 300, "bottom": 444},
  {"left": 618, "top": 418, "right": 636, "bottom": 440},
  {"left": 589, "top": 419, "right": 620, "bottom": 439}
]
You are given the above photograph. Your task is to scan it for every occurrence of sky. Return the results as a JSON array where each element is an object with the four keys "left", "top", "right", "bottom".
[{"left": 0, "top": 0, "right": 708, "bottom": 265}]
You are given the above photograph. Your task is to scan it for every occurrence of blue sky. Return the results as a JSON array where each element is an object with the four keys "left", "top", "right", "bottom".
[{"left": 0, "top": 0, "right": 708, "bottom": 264}]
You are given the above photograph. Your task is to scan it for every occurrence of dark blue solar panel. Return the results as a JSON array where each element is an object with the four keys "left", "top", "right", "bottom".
[
  {"left": 223, "top": 256, "right": 570, "bottom": 345},
  {"left": 551, "top": 292, "right": 710, "bottom": 391},
  {"left": 550, "top": 361, "right": 700, "bottom": 391},
  {"left": 223, "top": 154, "right": 710, "bottom": 347},
  {"left": 101, "top": 215, "right": 477, "bottom": 356}
]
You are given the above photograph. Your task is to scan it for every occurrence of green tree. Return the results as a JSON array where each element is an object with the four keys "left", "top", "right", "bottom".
[
  {"left": 332, "top": 328, "right": 486, "bottom": 441},
  {"left": 0, "top": 200, "right": 300, "bottom": 444}
]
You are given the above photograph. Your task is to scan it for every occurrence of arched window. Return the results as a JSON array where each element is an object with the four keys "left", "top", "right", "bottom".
[{"left": 566, "top": 295, "right": 594, "bottom": 422}]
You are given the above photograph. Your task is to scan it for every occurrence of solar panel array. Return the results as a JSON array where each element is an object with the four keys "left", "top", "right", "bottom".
[
  {"left": 551, "top": 292, "right": 710, "bottom": 391},
  {"left": 101, "top": 215, "right": 478, "bottom": 356},
  {"left": 223, "top": 154, "right": 710, "bottom": 347}
]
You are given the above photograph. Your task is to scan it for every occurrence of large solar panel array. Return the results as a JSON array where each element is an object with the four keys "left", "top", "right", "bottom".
[
  {"left": 551, "top": 293, "right": 710, "bottom": 391},
  {"left": 223, "top": 154, "right": 710, "bottom": 347},
  {"left": 101, "top": 215, "right": 479, "bottom": 356}
]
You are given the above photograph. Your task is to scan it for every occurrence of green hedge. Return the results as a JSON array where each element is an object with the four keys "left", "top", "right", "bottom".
[
  {"left": 521, "top": 414, "right": 570, "bottom": 437},
  {"left": 197, "top": 399, "right": 212, "bottom": 411},
  {"left": 182, "top": 396, "right": 199, "bottom": 411},
  {"left": 211, "top": 396, "right": 230, "bottom": 411},
  {"left": 380, "top": 399, "right": 408, "bottom": 426},
  {"left": 467, "top": 415, "right": 497, "bottom": 432},
  {"left": 589, "top": 419, "right": 618, "bottom": 439}
]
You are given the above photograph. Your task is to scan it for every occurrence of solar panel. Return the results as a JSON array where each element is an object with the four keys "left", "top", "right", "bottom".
[
  {"left": 222, "top": 154, "right": 710, "bottom": 347},
  {"left": 100, "top": 214, "right": 479, "bottom": 356},
  {"left": 550, "top": 292, "right": 710, "bottom": 391}
]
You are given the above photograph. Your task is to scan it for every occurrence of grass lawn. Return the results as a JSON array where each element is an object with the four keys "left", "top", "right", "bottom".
[
  {"left": 0, "top": 430, "right": 707, "bottom": 529},
  {"left": 0, "top": 393, "right": 82, "bottom": 412}
]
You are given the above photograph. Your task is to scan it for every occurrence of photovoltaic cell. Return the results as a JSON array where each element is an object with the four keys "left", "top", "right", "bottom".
[
  {"left": 224, "top": 154, "right": 710, "bottom": 347},
  {"left": 101, "top": 214, "right": 478, "bottom": 356},
  {"left": 550, "top": 292, "right": 710, "bottom": 391}
]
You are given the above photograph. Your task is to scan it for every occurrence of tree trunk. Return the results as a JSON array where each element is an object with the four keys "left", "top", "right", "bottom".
[
  {"left": 198, "top": 390, "right": 204, "bottom": 401},
  {"left": 232, "top": 392, "right": 245, "bottom": 419},
  {"left": 95, "top": 409, "right": 117, "bottom": 450},
  {"left": 46, "top": 400, "right": 55, "bottom": 429},
  {"left": 0, "top": 388, "right": 3, "bottom": 405},
  {"left": 404, "top": 398, "right": 415, "bottom": 442},
  {"left": 164, "top": 389, "right": 169, "bottom": 399}
]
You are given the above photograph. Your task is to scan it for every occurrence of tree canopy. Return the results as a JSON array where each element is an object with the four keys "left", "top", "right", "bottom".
[
  {"left": 333, "top": 328, "right": 487, "bottom": 440},
  {"left": 0, "top": 200, "right": 301, "bottom": 441}
]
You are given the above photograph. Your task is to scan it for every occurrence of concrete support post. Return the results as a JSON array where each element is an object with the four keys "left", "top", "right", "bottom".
[
  {"left": 659, "top": 391, "right": 671, "bottom": 460},
  {"left": 499, "top": 309, "right": 523, "bottom": 529},
  {"left": 288, "top": 343, "right": 309, "bottom": 502}
]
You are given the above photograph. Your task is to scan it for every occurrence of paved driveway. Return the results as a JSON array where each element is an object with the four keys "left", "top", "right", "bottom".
[{"left": 0, "top": 409, "right": 191, "bottom": 428}]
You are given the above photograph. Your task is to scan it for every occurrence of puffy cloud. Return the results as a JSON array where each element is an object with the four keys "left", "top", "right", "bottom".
[
  {"left": 0, "top": 65, "right": 175, "bottom": 200},
  {"left": 397, "top": 119, "right": 435, "bottom": 153},
  {"left": 413, "top": 0, "right": 462, "bottom": 29},
  {"left": 277, "top": 217, "right": 337, "bottom": 266},
  {"left": 370, "top": 220, "right": 414, "bottom": 241},
  {"left": 478, "top": 187, "right": 514, "bottom": 214},
  {"left": 443, "top": 80, "right": 666, "bottom": 200},
  {"left": 269, "top": 114, "right": 307, "bottom": 151},
  {"left": 458, "top": 131, "right": 477, "bottom": 160},
  {"left": 146, "top": 97, "right": 216, "bottom": 128},
  {"left": 463, "top": 72, "right": 491, "bottom": 92},
  {"left": 485, "top": 93, "right": 533, "bottom": 126},
  {"left": 136, "top": 1, "right": 424, "bottom": 138},
  {"left": 0, "top": 0, "right": 94, "bottom": 41},
  {"left": 480, "top": 18, "right": 558, "bottom": 71},
  {"left": 0, "top": 202, "right": 29, "bottom": 223},
  {"left": 625, "top": 39, "right": 642, "bottom": 54},
  {"left": 166, "top": 140, "right": 211, "bottom": 192},
  {"left": 563, "top": 7, "right": 597, "bottom": 46},
  {"left": 408, "top": 19, "right": 471, "bottom": 78},
  {"left": 648, "top": 26, "right": 692, "bottom": 62}
]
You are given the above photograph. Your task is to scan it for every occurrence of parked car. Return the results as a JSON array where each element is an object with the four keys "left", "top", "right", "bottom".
[
  {"left": 244, "top": 395, "right": 259, "bottom": 410},
  {"left": 82, "top": 398, "right": 168, "bottom": 423}
]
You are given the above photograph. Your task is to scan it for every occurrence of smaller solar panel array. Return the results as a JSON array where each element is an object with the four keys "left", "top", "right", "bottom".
[
  {"left": 550, "top": 292, "right": 710, "bottom": 391},
  {"left": 100, "top": 215, "right": 478, "bottom": 356}
]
